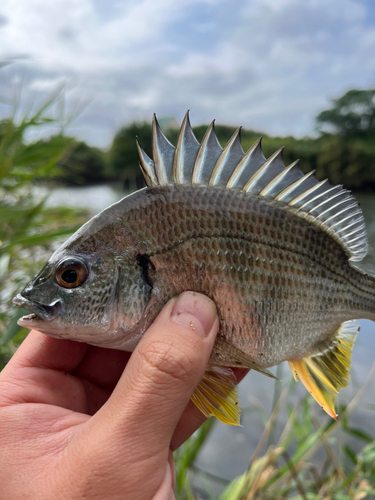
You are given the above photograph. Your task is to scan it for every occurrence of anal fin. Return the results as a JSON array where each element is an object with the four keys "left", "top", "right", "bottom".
[
  {"left": 191, "top": 366, "right": 241, "bottom": 426},
  {"left": 192, "top": 337, "right": 278, "bottom": 426},
  {"left": 288, "top": 320, "right": 359, "bottom": 419},
  {"left": 211, "top": 335, "right": 278, "bottom": 379}
]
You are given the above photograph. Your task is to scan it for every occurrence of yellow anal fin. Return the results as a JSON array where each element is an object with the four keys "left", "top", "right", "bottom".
[
  {"left": 288, "top": 320, "right": 359, "bottom": 419},
  {"left": 191, "top": 366, "right": 241, "bottom": 426}
]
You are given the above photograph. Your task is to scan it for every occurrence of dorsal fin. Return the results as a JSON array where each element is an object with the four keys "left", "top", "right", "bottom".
[
  {"left": 243, "top": 147, "right": 285, "bottom": 194},
  {"left": 152, "top": 114, "right": 175, "bottom": 185},
  {"left": 173, "top": 111, "right": 200, "bottom": 185},
  {"left": 209, "top": 127, "right": 244, "bottom": 186},
  {"left": 137, "top": 112, "right": 368, "bottom": 261},
  {"left": 192, "top": 120, "right": 223, "bottom": 184},
  {"left": 136, "top": 138, "right": 158, "bottom": 187},
  {"left": 226, "top": 138, "right": 265, "bottom": 189}
]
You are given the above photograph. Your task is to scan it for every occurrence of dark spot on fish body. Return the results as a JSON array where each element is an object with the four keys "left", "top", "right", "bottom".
[{"left": 137, "top": 254, "right": 156, "bottom": 288}]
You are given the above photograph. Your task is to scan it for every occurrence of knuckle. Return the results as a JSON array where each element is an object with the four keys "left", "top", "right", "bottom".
[{"left": 138, "top": 339, "right": 196, "bottom": 385}]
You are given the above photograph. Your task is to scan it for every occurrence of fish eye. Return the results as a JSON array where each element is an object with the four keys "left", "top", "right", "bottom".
[{"left": 55, "top": 258, "right": 88, "bottom": 289}]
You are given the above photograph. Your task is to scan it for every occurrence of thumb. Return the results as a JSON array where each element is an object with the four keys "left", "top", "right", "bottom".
[{"left": 97, "top": 291, "right": 218, "bottom": 455}]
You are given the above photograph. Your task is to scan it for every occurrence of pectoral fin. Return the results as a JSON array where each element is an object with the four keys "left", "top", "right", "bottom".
[
  {"left": 191, "top": 366, "right": 241, "bottom": 426},
  {"left": 288, "top": 320, "right": 359, "bottom": 419}
]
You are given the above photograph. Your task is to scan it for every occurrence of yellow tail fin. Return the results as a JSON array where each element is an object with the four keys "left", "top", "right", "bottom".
[{"left": 288, "top": 320, "right": 359, "bottom": 419}]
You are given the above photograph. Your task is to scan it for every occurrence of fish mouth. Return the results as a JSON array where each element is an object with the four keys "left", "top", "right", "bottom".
[{"left": 13, "top": 294, "right": 60, "bottom": 324}]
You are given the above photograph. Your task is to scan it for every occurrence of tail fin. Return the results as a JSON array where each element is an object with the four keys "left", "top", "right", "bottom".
[{"left": 288, "top": 320, "right": 358, "bottom": 419}]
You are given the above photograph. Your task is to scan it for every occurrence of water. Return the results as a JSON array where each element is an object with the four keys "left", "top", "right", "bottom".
[{"left": 45, "top": 184, "right": 375, "bottom": 491}]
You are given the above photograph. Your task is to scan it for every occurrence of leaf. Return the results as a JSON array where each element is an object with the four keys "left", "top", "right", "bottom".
[
  {"left": 1, "top": 225, "right": 81, "bottom": 251},
  {"left": 343, "top": 445, "right": 357, "bottom": 465},
  {"left": 346, "top": 428, "right": 373, "bottom": 443}
]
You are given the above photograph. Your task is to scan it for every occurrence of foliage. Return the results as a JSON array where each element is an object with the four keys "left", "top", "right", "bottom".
[
  {"left": 316, "top": 89, "right": 375, "bottom": 138},
  {"left": 108, "top": 92, "right": 375, "bottom": 192},
  {"left": 109, "top": 122, "right": 152, "bottom": 189},
  {"left": 0, "top": 92, "right": 87, "bottom": 369},
  {"left": 174, "top": 370, "right": 375, "bottom": 500},
  {"left": 57, "top": 140, "right": 107, "bottom": 185},
  {"left": 29, "top": 88, "right": 375, "bottom": 192}
]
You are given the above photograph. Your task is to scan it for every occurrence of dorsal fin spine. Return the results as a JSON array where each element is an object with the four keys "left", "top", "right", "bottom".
[
  {"left": 152, "top": 114, "right": 175, "bottom": 185},
  {"left": 243, "top": 147, "right": 284, "bottom": 193},
  {"left": 312, "top": 195, "right": 353, "bottom": 220},
  {"left": 297, "top": 185, "right": 341, "bottom": 212},
  {"left": 136, "top": 137, "right": 158, "bottom": 187},
  {"left": 259, "top": 160, "right": 299, "bottom": 197},
  {"left": 329, "top": 211, "right": 362, "bottom": 229},
  {"left": 305, "top": 190, "right": 347, "bottom": 215},
  {"left": 350, "top": 241, "right": 367, "bottom": 251},
  {"left": 192, "top": 120, "right": 223, "bottom": 184},
  {"left": 275, "top": 170, "right": 316, "bottom": 202},
  {"left": 173, "top": 110, "right": 200, "bottom": 185},
  {"left": 226, "top": 138, "right": 264, "bottom": 189},
  {"left": 289, "top": 178, "right": 328, "bottom": 207},
  {"left": 339, "top": 223, "right": 366, "bottom": 238},
  {"left": 209, "top": 127, "right": 243, "bottom": 186},
  {"left": 173, "top": 111, "right": 189, "bottom": 184},
  {"left": 346, "top": 231, "right": 367, "bottom": 245},
  {"left": 317, "top": 203, "right": 358, "bottom": 225}
]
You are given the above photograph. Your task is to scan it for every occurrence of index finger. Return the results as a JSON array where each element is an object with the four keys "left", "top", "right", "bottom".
[{"left": 3, "top": 330, "right": 88, "bottom": 373}]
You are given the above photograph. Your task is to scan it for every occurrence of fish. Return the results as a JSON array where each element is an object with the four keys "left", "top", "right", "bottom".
[{"left": 13, "top": 112, "right": 375, "bottom": 425}]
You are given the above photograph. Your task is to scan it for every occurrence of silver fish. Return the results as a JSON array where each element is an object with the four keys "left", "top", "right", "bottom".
[{"left": 14, "top": 112, "right": 375, "bottom": 424}]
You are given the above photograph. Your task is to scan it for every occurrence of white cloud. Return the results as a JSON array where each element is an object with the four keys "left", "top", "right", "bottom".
[{"left": 0, "top": 0, "right": 374, "bottom": 147}]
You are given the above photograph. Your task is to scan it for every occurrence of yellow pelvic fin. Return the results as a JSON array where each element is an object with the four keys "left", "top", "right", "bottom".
[
  {"left": 288, "top": 320, "right": 359, "bottom": 420},
  {"left": 191, "top": 366, "right": 241, "bottom": 426}
]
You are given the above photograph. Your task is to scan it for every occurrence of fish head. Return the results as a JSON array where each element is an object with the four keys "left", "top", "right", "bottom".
[{"left": 13, "top": 233, "right": 152, "bottom": 349}]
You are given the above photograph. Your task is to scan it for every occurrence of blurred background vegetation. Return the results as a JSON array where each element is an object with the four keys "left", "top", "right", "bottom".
[
  {"left": 19, "top": 87, "right": 375, "bottom": 192},
  {"left": 1, "top": 86, "right": 375, "bottom": 499}
]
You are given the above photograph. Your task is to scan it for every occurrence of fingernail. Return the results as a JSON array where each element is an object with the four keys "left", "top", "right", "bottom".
[{"left": 171, "top": 292, "right": 217, "bottom": 337}]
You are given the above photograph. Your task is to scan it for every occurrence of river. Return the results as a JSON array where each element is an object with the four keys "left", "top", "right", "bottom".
[{"left": 44, "top": 184, "right": 375, "bottom": 495}]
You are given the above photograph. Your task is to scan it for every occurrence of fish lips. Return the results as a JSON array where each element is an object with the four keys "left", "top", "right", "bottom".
[{"left": 13, "top": 294, "right": 60, "bottom": 325}]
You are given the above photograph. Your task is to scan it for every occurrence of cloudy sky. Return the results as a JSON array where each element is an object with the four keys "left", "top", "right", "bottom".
[{"left": 0, "top": 0, "right": 375, "bottom": 147}]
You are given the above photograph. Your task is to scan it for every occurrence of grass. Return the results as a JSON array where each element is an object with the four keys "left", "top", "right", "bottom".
[
  {"left": 174, "top": 366, "right": 375, "bottom": 500},
  {"left": 0, "top": 87, "right": 87, "bottom": 369}
]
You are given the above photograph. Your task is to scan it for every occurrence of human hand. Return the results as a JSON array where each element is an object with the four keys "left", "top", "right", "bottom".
[{"left": 0, "top": 291, "right": 246, "bottom": 500}]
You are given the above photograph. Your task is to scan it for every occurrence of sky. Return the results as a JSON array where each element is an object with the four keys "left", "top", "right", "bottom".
[{"left": 0, "top": 0, "right": 375, "bottom": 148}]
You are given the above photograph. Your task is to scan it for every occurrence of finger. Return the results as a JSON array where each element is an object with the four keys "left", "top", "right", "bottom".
[
  {"left": 170, "top": 367, "right": 250, "bottom": 451},
  {"left": 73, "top": 346, "right": 131, "bottom": 390},
  {"left": 170, "top": 400, "right": 208, "bottom": 451},
  {"left": 3, "top": 330, "right": 88, "bottom": 373},
  {"left": 93, "top": 291, "right": 218, "bottom": 458},
  {"left": 0, "top": 331, "right": 90, "bottom": 409}
]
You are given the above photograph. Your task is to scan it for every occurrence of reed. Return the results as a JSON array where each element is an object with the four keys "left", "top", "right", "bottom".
[
  {"left": 0, "top": 88, "right": 87, "bottom": 369},
  {"left": 174, "top": 367, "right": 375, "bottom": 499}
]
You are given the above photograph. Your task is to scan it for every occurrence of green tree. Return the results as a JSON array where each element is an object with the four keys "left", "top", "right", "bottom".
[
  {"left": 58, "top": 140, "right": 107, "bottom": 184},
  {"left": 109, "top": 122, "right": 152, "bottom": 189},
  {"left": 316, "top": 89, "right": 375, "bottom": 137}
]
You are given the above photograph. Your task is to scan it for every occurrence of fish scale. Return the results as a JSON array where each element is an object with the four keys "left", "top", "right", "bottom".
[{"left": 14, "top": 111, "right": 375, "bottom": 424}]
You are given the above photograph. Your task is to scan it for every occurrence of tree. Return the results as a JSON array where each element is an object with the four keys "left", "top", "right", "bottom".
[
  {"left": 58, "top": 141, "right": 107, "bottom": 184},
  {"left": 109, "top": 122, "right": 152, "bottom": 188},
  {"left": 316, "top": 89, "right": 375, "bottom": 137}
]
